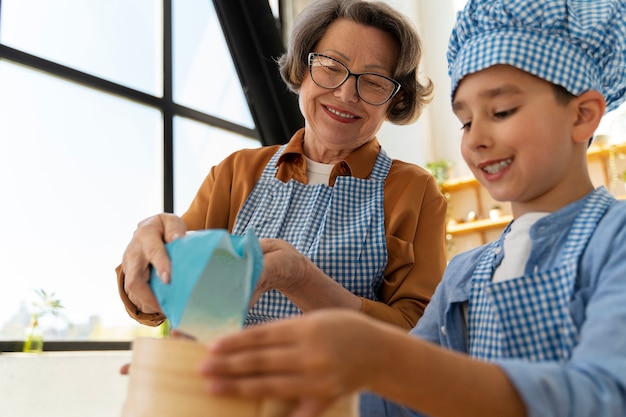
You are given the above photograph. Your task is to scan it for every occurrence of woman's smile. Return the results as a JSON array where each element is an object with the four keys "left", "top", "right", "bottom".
[{"left": 323, "top": 104, "right": 360, "bottom": 122}]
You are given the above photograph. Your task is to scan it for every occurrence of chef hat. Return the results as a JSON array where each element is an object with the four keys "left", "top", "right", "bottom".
[{"left": 447, "top": 0, "right": 626, "bottom": 112}]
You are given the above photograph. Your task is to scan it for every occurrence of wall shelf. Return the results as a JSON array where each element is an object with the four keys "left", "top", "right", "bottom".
[{"left": 447, "top": 216, "right": 513, "bottom": 237}]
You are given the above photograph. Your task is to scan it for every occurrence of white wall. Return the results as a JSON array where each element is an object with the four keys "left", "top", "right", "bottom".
[
  {"left": 0, "top": 351, "right": 131, "bottom": 417},
  {"left": 376, "top": 0, "right": 470, "bottom": 177}
]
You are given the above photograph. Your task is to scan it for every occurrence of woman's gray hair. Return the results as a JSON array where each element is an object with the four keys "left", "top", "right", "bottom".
[{"left": 278, "top": 0, "right": 433, "bottom": 124}]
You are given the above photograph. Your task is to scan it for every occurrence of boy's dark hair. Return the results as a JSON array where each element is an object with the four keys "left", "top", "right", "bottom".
[{"left": 552, "top": 84, "right": 575, "bottom": 106}]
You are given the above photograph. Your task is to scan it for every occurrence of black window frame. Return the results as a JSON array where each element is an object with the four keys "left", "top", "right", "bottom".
[{"left": 0, "top": 0, "right": 302, "bottom": 352}]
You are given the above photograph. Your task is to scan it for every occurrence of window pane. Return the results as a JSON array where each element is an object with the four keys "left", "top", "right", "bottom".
[
  {"left": 0, "top": 0, "right": 162, "bottom": 96},
  {"left": 174, "top": 116, "right": 261, "bottom": 214},
  {"left": 269, "top": 0, "right": 280, "bottom": 17},
  {"left": 173, "top": 0, "right": 254, "bottom": 128},
  {"left": 0, "top": 61, "right": 163, "bottom": 340}
]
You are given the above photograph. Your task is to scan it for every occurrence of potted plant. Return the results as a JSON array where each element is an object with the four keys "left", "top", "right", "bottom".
[
  {"left": 489, "top": 205, "right": 504, "bottom": 220},
  {"left": 426, "top": 160, "right": 454, "bottom": 187},
  {"left": 23, "top": 289, "right": 64, "bottom": 353}
]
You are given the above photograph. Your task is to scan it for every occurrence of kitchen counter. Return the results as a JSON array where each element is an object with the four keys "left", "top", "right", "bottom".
[{"left": 0, "top": 351, "right": 131, "bottom": 417}]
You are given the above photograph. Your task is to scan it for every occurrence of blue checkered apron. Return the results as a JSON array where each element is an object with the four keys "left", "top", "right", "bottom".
[
  {"left": 468, "top": 188, "right": 614, "bottom": 362},
  {"left": 233, "top": 144, "right": 391, "bottom": 325}
]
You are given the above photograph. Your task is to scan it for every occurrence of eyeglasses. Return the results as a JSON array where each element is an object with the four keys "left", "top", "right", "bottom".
[{"left": 308, "top": 53, "right": 401, "bottom": 106}]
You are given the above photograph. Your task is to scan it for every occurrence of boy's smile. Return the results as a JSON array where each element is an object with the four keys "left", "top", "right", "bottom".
[{"left": 452, "top": 64, "right": 594, "bottom": 217}]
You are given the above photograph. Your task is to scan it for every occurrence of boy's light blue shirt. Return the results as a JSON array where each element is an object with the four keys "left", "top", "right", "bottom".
[{"left": 361, "top": 188, "right": 626, "bottom": 417}]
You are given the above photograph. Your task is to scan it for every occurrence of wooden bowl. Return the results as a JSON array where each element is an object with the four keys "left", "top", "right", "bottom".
[{"left": 122, "top": 337, "right": 358, "bottom": 417}]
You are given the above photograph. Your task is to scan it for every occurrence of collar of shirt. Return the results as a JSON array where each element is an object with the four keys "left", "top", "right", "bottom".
[{"left": 275, "top": 128, "right": 382, "bottom": 186}]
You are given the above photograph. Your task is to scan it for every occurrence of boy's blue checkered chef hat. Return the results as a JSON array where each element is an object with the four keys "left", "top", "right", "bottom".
[{"left": 447, "top": 0, "right": 626, "bottom": 113}]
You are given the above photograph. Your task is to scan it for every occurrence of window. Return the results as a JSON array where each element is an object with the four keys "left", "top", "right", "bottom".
[{"left": 0, "top": 0, "right": 262, "bottom": 347}]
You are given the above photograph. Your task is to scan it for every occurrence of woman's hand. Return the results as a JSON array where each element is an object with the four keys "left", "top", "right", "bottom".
[
  {"left": 121, "top": 213, "right": 187, "bottom": 314},
  {"left": 199, "top": 310, "right": 385, "bottom": 417},
  {"left": 249, "top": 239, "right": 362, "bottom": 313},
  {"left": 248, "top": 238, "right": 310, "bottom": 307}
]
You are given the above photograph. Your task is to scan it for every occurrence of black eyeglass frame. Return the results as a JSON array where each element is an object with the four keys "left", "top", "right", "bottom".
[{"left": 307, "top": 52, "right": 401, "bottom": 106}]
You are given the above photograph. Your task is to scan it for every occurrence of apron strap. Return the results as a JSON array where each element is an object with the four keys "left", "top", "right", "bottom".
[{"left": 560, "top": 186, "right": 615, "bottom": 261}]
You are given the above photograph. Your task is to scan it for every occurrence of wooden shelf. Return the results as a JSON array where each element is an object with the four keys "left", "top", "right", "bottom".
[
  {"left": 587, "top": 141, "right": 626, "bottom": 160},
  {"left": 447, "top": 216, "right": 513, "bottom": 237},
  {"left": 440, "top": 176, "right": 478, "bottom": 193}
]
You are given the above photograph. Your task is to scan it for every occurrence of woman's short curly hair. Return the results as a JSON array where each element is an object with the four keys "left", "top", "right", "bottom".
[{"left": 278, "top": 0, "right": 433, "bottom": 125}]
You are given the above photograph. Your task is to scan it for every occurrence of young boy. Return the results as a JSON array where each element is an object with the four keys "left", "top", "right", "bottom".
[{"left": 198, "top": 1, "right": 626, "bottom": 416}]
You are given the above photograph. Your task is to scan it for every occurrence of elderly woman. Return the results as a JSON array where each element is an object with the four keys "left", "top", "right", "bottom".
[{"left": 117, "top": 0, "right": 447, "bottom": 331}]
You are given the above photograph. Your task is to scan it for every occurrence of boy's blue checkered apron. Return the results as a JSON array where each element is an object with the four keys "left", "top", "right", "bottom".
[
  {"left": 468, "top": 187, "right": 615, "bottom": 362},
  {"left": 233, "top": 144, "right": 391, "bottom": 325}
]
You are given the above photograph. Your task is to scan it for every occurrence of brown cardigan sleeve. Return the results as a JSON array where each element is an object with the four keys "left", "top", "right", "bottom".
[{"left": 116, "top": 264, "right": 166, "bottom": 326}]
